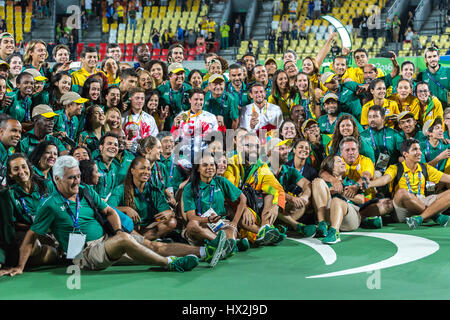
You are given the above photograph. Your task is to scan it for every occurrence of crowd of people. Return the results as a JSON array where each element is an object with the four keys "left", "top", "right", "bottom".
[{"left": 0, "top": 14, "right": 449, "bottom": 277}]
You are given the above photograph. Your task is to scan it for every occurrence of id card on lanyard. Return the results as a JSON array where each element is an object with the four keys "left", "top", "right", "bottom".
[
  {"left": 64, "top": 194, "right": 86, "bottom": 259},
  {"left": 370, "top": 128, "right": 390, "bottom": 171},
  {"left": 198, "top": 185, "right": 224, "bottom": 233}
]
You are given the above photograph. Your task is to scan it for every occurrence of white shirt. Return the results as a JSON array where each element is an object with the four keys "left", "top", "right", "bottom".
[
  {"left": 122, "top": 110, "right": 159, "bottom": 144},
  {"left": 239, "top": 102, "right": 283, "bottom": 133},
  {"left": 173, "top": 110, "right": 218, "bottom": 140}
]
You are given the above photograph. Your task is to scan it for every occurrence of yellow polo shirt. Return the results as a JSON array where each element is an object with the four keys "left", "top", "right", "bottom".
[
  {"left": 344, "top": 155, "right": 375, "bottom": 182},
  {"left": 342, "top": 67, "right": 384, "bottom": 84},
  {"left": 409, "top": 96, "right": 443, "bottom": 126},
  {"left": 72, "top": 67, "right": 97, "bottom": 87},
  {"left": 361, "top": 99, "right": 400, "bottom": 126},
  {"left": 384, "top": 161, "right": 443, "bottom": 194}
]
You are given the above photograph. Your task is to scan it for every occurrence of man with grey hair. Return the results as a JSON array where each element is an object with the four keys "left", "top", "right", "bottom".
[{"left": 0, "top": 156, "right": 200, "bottom": 275}]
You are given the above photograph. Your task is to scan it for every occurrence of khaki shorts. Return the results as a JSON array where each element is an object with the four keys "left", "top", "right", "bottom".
[
  {"left": 393, "top": 194, "right": 440, "bottom": 223},
  {"left": 326, "top": 198, "right": 361, "bottom": 232},
  {"left": 73, "top": 233, "right": 145, "bottom": 271}
]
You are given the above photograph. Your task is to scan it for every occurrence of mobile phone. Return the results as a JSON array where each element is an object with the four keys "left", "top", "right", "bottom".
[{"left": 379, "top": 51, "right": 394, "bottom": 59}]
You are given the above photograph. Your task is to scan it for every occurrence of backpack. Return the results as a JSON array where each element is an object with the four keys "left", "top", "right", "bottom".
[{"left": 392, "top": 163, "right": 428, "bottom": 196}]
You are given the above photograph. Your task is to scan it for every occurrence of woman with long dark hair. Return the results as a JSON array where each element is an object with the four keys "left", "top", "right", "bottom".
[
  {"left": 81, "top": 77, "right": 103, "bottom": 110},
  {"left": 28, "top": 141, "right": 59, "bottom": 193},
  {"left": 183, "top": 153, "right": 249, "bottom": 257},
  {"left": 268, "top": 69, "right": 293, "bottom": 116},
  {"left": 108, "top": 156, "right": 177, "bottom": 240},
  {"left": 33, "top": 71, "right": 72, "bottom": 110},
  {"left": 6, "top": 152, "right": 58, "bottom": 266},
  {"left": 78, "top": 105, "right": 106, "bottom": 153},
  {"left": 328, "top": 114, "right": 375, "bottom": 161}
]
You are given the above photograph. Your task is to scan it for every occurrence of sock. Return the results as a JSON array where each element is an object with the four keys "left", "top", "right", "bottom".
[
  {"left": 167, "top": 256, "right": 175, "bottom": 266},
  {"left": 199, "top": 246, "right": 206, "bottom": 258}
]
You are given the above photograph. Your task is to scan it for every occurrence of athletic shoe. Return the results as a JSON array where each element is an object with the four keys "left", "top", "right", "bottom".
[
  {"left": 236, "top": 238, "right": 250, "bottom": 252},
  {"left": 321, "top": 227, "right": 341, "bottom": 245},
  {"left": 204, "top": 230, "right": 226, "bottom": 267},
  {"left": 275, "top": 225, "right": 288, "bottom": 234},
  {"left": 296, "top": 223, "right": 317, "bottom": 238},
  {"left": 168, "top": 254, "right": 199, "bottom": 272},
  {"left": 406, "top": 215, "right": 423, "bottom": 229},
  {"left": 272, "top": 231, "right": 287, "bottom": 245},
  {"left": 221, "top": 238, "right": 237, "bottom": 259},
  {"left": 255, "top": 225, "right": 280, "bottom": 246},
  {"left": 434, "top": 214, "right": 449, "bottom": 227},
  {"left": 317, "top": 221, "right": 328, "bottom": 237},
  {"left": 362, "top": 216, "right": 383, "bottom": 229}
]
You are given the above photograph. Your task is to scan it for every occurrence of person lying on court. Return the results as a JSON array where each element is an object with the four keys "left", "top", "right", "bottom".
[
  {"left": 365, "top": 138, "right": 450, "bottom": 229},
  {"left": 0, "top": 156, "right": 204, "bottom": 276}
]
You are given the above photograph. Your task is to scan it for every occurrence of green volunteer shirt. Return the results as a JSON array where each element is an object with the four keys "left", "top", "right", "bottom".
[
  {"left": 108, "top": 182, "right": 170, "bottom": 227},
  {"left": 34, "top": 167, "right": 56, "bottom": 194},
  {"left": 183, "top": 176, "right": 242, "bottom": 217},
  {"left": 4, "top": 91, "right": 33, "bottom": 123},
  {"left": 149, "top": 161, "right": 169, "bottom": 193},
  {"left": 94, "top": 156, "right": 118, "bottom": 200},
  {"left": 269, "top": 163, "right": 304, "bottom": 193},
  {"left": 388, "top": 74, "right": 417, "bottom": 95},
  {"left": 418, "top": 65, "right": 450, "bottom": 108},
  {"left": 420, "top": 139, "right": 450, "bottom": 171},
  {"left": 318, "top": 112, "right": 363, "bottom": 135},
  {"left": 310, "top": 134, "right": 332, "bottom": 169},
  {"left": 159, "top": 154, "right": 187, "bottom": 194},
  {"left": 79, "top": 130, "right": 104, "bottom": 153},
  {"left": 53, "top": 110, "right": 80, "bottom": 141},
  {"left": 203, "top": 91, "right": 239, "bottom": 128},
  {"left": 0, "top": 142, "right": 14, "bottom": 182},
  {"left": 360, "top": 127, "right": 404, "bottom": 168},
  {"left": 9, "top": 183, "right": 47, "bottom": 225},
  {"left": 30, "top": 184, "right": 108, "bottom": 254},
  {"left": 338, "top": 82, "right": 363, "bottom": 121},
  {"left": 19, "top": 129, "right": 67, "bottom": 156},
  {"left": 399, "top": 127, "right": 427, "bottom": 142},
  {"left": 113, "top": 149, "right": 135, "bottom": 185},
  {"left": 226, "top": 82, "right": 250, "bottom": 108},
  {"left": 157, "top": 82, "right": 192, "bottom": 130}
]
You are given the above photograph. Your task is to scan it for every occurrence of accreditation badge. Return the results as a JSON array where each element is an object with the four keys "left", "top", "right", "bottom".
[
  {"left": 375, "top": 153, "right": 390, "bottom": 171},
  {"left": 66, "top": 232, "right": 86, "bottom": 259},
  {"left": 202, "top": 208, "right": 225, "bottom": 233}
]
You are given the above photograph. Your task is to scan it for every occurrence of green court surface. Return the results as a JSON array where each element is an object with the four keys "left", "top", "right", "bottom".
[{"left": 1, "top": 223, "right": 450, "bottom": 300}]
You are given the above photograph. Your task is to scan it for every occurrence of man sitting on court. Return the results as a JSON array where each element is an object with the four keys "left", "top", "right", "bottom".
[
  {"left": 0, "top": 156, "right": 199, "bottom": 275},
  {"left": 366, "top": 138, "right": 450, "bottom": 229}
]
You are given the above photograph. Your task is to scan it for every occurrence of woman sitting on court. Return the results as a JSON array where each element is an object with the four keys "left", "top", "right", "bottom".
[
  {"left": 182, "top": 153, "right": 250, "bottom": 257},
  {"left": 107, "top": 156, "right": 177, "bottom": 241},
  {"left": 311, "top": 155, "right": 367, "bottom": 244}
]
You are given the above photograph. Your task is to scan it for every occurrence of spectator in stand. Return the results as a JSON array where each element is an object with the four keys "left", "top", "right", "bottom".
[
  {"left": 281, "top": 16, "right": 290, "bottom": 41},
  {"left": 360, "top": 12, "right": 368, "bottom": 40},
  {"left": 232, "top": 18, "right": 242, "bottom": 47},
  {"left": 187, "top": 29, "right": 197, "bottom": 49},
  {"left": 352, "top": 14, "right": 361, "bottom": 40},
  {"left": 176, "top": 25, "right": 185, "bottom": 42},
  {"left": 268, "top": 29, "right": 276, "bottom": 55},
  {"left": 290, "top": 18, "right": 298, "bottom": 41},
  {"left": 392, "top": 13, "right": 401, "bottom": 42},
  {"left": 299, "top": 18, "right": 306, "bottom": 39},
  {"left": 161, "top": 29, "right": 172, "bottom": 50},
  {"left": 152, "top": 29, "right": 161, "bottom": 50},
  {"left": 307, "top": 0, "right": 314, "bottom": 20},
  {"left": 206, "top": 33, "right": 215, "bottom": 53},
  {"left": 273, "top": 0, "right": 281, "bottom": 16},
  {"left": 106, "top": 3, "right": 115, "bottom": 24},
  {"left": 407, "top": 10, "right": 414, "bottom": 29},
  {"left": 271, "top": 17, "right": 279, "bottom": 33},
  {"left": 116, "top": 1, "right": 124, "bottom": 24},
  {"left": 289, "top": 0, "right": 298, "bottom": 20},
  {"left": 313, "top": 0, "right": 321, "bottom": 19},
  {"left": 220, "top": 21, "right": 230, "bottom": 50},
  {"left": 385, "top": 17, "right": 393, "bottom": 43},
  {"left": 404, "top": 27, "right": 414, "bottom": 43},
  {"left": 128, "top": 4, "right": 137, "bottom": 31},
  {"left": 0, "top": 20, "right": 6, "bottom": 33},
  {"left": 277, "top": 32, "right": 284, "bottom": 54},
  {"left": 411, "top": 30, "right": 422, "bottom": 56},
  {"left": 195, "top": 35, "right": 206, "bottom": 61},
  {"left": 282, "top": 0, "right": 289, "bottom": 16}
]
